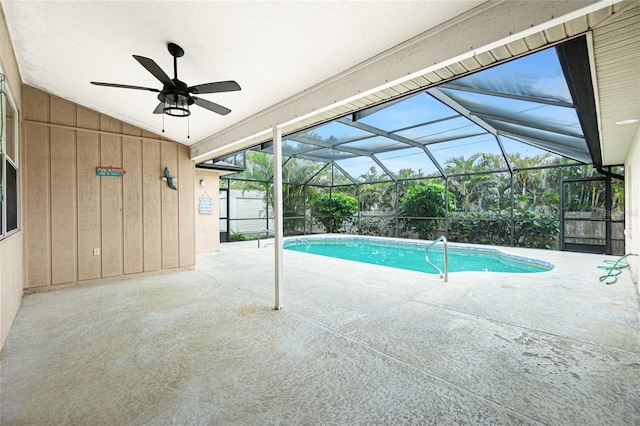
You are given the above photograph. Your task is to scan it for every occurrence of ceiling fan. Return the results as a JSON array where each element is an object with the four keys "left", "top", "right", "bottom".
[{"left": 91, "top": 42, "right": 241, "bottom": 118}]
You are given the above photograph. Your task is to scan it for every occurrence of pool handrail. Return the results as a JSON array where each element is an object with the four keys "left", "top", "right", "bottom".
[
  {"left": 257, "top": 228, "right": 274, "bottom": 248},
  {"left": 425, "top": 236, "right": 448, "bottom": 282}
]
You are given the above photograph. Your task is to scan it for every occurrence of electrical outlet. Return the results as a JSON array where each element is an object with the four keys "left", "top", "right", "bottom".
[{"left": 93, "top": 248, "right": 100, "bottom": 256}]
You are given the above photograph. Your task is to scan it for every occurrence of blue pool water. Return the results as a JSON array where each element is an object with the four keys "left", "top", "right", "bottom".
[{"left": 284, "top": 236, "right": 553, "bottom": 274}]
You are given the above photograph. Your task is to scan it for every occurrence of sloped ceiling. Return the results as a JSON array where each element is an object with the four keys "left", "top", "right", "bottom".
[
  {"left": 1, "top": 0, "right": 486, "bottom": 145},
  {"left": 188, "top": 0, "right": 637, "bottom": 167}
]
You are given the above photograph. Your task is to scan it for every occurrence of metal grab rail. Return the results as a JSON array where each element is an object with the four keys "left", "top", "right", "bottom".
[
  {"left": 257, "top": 228, "right": 274, "bottom": 248},
  {"left": 425, "top": 236, "right": 448, "bottom": 282}
]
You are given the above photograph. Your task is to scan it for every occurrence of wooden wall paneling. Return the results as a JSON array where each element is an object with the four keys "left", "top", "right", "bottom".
[
  {"left": 142, "top": 130, "right": 160, "bottom": 140},
  {"left": 76, "top": 161, "right": 101, "bottom": 275},
  {"left": 123, "top": 123, "right": 141, "bottom": 136},
  {"left": 50, "top": 96, "right": 77, "bottom": 126},
  {"left": 99, "top": 114, "right": 121, "bottom": 134},
  {"left": 23, "top": 87, "right": 195, "bottom": 288},
  {"left": 161, "top": 143, "right": 179, "bottom": 269},
  {"left": 76, "top": 109, "right": 101, "bottom": 280},
  {"left": 178, "top": 145, "right": 195, "bottom": 266},
  {"left": 123, "top": 136, "right": 143, "bottom": 274},
  {"left": 49, "top": 96, "right": 78, "bottom": 284},
  {"left": 50, "top": 128, "right": 77, "bottom": 284},
  {"left": 77, "top": 106, "right": 100, "bottom": 131},
  {"left": 142, "top": 140, "right": 162, "bottom": 272},
  {"left": 24, "top": 123, "right": 51, "bottom": 287},
  {"left": 99, "top": 125, "right": 123, "bottom": 278},
  {"left": 23, "top": 86, "right": 49, "bottom": 122}
]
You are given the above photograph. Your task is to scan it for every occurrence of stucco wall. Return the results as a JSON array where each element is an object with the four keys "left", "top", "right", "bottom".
[
  {"left": 195, "top": 169, "right": 220, "bottom": 254},
  {"left": 625, "top": 126, "right": 640, "bottom": 282},
  {"left": 0, "top": 232, "right": 23, "bottom": 349},
  {"left": 0, "top": 3, "right": 23, "bottom": 349}
]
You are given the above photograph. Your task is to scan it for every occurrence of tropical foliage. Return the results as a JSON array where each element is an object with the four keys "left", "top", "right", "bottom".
[
  {"left": 448, "top": 211, "right": 559, "bottom": 249},
  {"left": 398, "top": 183, "right": 455, "bottom": 239},
  {"left": 313, "top": 192, "right": 358, "bottom": 233},
  {"left": 221, "top": 148, "right": 623, "bottom": 251}
]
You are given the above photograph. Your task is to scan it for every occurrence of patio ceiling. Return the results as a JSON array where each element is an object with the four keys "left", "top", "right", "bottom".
[
  {"left": 198, "top": 1, "right": 639, "bottom": 172},
  {"left": 0, "top": 0, "right": 485, "bottom": 145}
]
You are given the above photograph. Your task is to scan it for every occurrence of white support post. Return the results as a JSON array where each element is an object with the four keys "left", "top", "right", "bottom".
[{"left": 273, "top": 125, "right": 284, "bottom": 309}]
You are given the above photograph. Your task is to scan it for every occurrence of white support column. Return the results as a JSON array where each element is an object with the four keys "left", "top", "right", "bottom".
[{"left": 273, "top": 125, "right": 284, "bottom": 309}]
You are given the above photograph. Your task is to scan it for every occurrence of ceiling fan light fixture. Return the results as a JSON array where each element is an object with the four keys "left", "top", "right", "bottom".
[
  {"left": 163, "top": 93, "right": 190, "bottom": 117},
  {"left": 91, "top": 42, "right": 241, "bottom": 129}
]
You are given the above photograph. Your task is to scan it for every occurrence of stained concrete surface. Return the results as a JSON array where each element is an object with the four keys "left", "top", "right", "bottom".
[{"left": 1, "top": 239, "right": 639, "bottom": 424}]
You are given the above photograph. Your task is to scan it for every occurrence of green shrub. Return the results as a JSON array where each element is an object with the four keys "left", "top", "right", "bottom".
[
  {"left": 313, "top": 192, "right": 358, "bottom": 233},
  {"left": 448, "top": 210, "right": 558, "bottom": 249},
  {"left": 360, "top": 217, "right": 389, "bottom": 236},
  {"left": 398, "top": 183, "right": 454, "bottom": 239},
  {"left": 229, "top": 231, "right": 247, "bottom": 242}
]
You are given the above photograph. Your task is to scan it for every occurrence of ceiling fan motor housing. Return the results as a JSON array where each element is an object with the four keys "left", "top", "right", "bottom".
[{"left": 90, "top": 41, "right": 240, "bottom": 118}]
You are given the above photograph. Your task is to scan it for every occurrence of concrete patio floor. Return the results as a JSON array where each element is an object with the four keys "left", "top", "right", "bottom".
[{"left": 1, "top": 239, "right": 639, "bottom": 424}]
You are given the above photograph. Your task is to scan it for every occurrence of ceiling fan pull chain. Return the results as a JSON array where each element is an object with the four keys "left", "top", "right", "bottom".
[
  {"left": 162, "top": 113, "right": 165, "bottom": 133},
  {"left": 188, "top": 115, "right": 190, "bottom": 139}
]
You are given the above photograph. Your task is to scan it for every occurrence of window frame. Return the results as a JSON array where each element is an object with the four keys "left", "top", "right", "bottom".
[{"left": 1, "top": 73, "right": 19, "bottom": 239}]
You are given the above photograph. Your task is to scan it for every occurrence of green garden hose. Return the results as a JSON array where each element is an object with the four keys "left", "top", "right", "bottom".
[{"left": 598, "top": 254, "right": 637, "bottom": 285}]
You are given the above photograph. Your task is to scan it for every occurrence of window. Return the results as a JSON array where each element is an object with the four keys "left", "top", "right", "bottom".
[{"left": 1, "top": 73, "right": 19, "bottom": 238}]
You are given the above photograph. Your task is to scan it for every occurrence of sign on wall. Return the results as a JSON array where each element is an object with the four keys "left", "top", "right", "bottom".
[
  {"left": 199, "top": 196, "right": 213, "bottom": 214},
  {"left": 96, "top": 167, "right": 126, "bottom": 177}
]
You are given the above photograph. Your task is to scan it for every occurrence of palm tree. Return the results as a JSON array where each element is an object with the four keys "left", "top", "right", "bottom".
[{"left": 445, "top": 154, "right": 503, "bottom": 212}]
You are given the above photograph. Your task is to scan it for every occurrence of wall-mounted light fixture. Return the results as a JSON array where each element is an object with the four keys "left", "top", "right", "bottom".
[
  {"left": 616, "top": 119, "right": 638, "bottom": 125},
  {"left": 200, "top": 179, "right": 206, "bottom": 188}
]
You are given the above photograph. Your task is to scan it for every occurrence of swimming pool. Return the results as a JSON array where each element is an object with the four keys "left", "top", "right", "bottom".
[{"left": 284, "top": 236, "right": 553, "bottom": 274}]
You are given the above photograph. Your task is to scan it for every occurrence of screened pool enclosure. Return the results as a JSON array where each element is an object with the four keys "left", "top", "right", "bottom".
[{"left": 200, "top": 36, "right": 625, "bottom": 255}]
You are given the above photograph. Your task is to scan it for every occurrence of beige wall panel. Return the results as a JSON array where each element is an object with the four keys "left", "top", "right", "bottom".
[
  {"left": 77, "top": 107, "right": 100, "bottom": 131},
  {"left": 50, "top": 96, "right": 77, "bottom": 126},
  {"left": 122, "top": 123, "right": 142, "bottom": 137},
  {"left": 100, "top": 135, "right": 123, "bottom": 277},
  {"left": 161, "top": 143, "right": 179, "bottom": 269},
  {"left": 24, "top": 123, "right": 51, "bottom": 287},
  {"left": 101, "top": 115, "right": 121, "bottom": 134},
  {"left": 123, "top": 138, "right": 143, "bottom": 274},
  {"left": 142, "top": 140, "right": 162, "bottom": 272},
  {"left": 21, "top": 86, "right": 194, "bottom": 295},
  {"left": 178, "top": 145, "right": 195, "bottom": 266},
  {"left": 50, "top": 128, "right": 77, "bottom": 284},
  {"left": 142, "top": 130, "right": 159, "bottom": 140},
  {"left": 76, "top": 131, "right": 101, "bottom": 280},
  {"left": 23, "top": 86, "right": 49, "bottom": 122}
]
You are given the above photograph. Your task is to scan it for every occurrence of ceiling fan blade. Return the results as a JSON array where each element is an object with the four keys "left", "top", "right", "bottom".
[
  {"left": 188, "top": 81, "right": 241, "bottom": 94},
  {"left": 91, "top": 81, "right": 160, "bottom": 92},
  {"left": 133, "top": 55, "right": 174, "bottom": 86},
  {"left": 193, "top": 97, "right": 231, "bottom": 115},
  {"left": 153, "top": 102, "right": 164, "bottom": 114}
]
